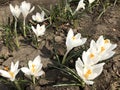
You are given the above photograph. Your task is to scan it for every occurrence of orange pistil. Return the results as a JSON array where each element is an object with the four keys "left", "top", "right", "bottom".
[
  {"left": 104, "top": 39, "right": 109, "bottom": 44},
  {"left": 89, "top": 53, "right": 95, "bottom": 59},
  {"left": 9, "top": 71, "right": 14, "bottom": 78},
  {"left": 72, "top": 36, "right": 76, "bottom": 40},
  {"left": 84, "top": 69, "right": 92, "bottom": 79},
  {"left": 32, "top": 64, "right": 35, "bottom": 73},
  {"left": 101, "top": 46, "right": 105, "bottom": 52}
]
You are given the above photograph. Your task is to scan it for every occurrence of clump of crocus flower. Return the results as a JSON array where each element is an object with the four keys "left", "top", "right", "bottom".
[
  {"left": 21, "top": 55, "right": 44, "bottom": 84},
  {"left": 75, "top": 35, "right": 117, "bottom": 85}
]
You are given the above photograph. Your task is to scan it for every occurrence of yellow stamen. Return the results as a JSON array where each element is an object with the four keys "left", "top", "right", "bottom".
[
  {"left": 84, "top": 69, "right": 92, "bottom": 79},
  {"left": 104, "top": 39, "right": 109, "bottom": 44},
  {"left": 32, "top": 64, "right": 35, "bottom": 73},
  {"left": 89, "top": 53, "right": 94, "bottom": 59},
  {"left": 101, "top": 46, "right": 105, "bottom": 52},
  {"left": 72, "top": 36, "right": 76, "bottom": 40},
  {"left": 9, "top": 71, "right": 14, "bottom": 78}
]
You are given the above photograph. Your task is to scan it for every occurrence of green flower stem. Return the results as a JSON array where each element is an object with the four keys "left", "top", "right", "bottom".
[
  {"left": 33, "top": 76, "right": 36, "bottom": 85},
  {"left": 35, "top": 35, "right": 39, "bottom": 49},
  {"left": 14, "top": 81, "right": 21, "bottom": 90},
  {"left": 23, "top": 18, "right": 26, "bottom": 37},
  {"left": 53, "top": 83, "right": 82, "bottom": 87},
  {"left": 62, "top": 50, "right": 69, "bottom": 64},
  {"left": 14, "top": 17, "right": 19, "bottom": 48}
]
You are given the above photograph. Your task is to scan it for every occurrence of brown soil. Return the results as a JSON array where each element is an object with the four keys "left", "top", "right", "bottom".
[{"left": 0, "top": 0, "right": 120, "bottom": 90}]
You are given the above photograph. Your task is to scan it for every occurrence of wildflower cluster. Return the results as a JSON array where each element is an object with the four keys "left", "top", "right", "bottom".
[
  {"left": 60, "top": 28, "right": 117, "bottom": 85},
  {"left": 0, "top": 0, "right": 118, "bottom": 89},
  {"left": 9, "top": 1, "right": 46, "bottom": 49},
  {"left": 75, "top": 36, "right": 117, "bottom": 85},
  {"left": 0, "top": 55, "right": 44, "bottom": 83}
]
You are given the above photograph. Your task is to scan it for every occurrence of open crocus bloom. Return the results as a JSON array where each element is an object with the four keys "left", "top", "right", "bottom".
[
  {"left": 82, "top": 49, "right": 99, "bottom": 66},
  {"left": 75, "top": 58, "right": 105, "bottom": 85},
  {"left": 21, "top": 55, "right": 44, "bottom": 78},
  {"left": 82, "top": 40, "right": 101, "bottom": 66},
  {"left": 94, "top": 36, "right": 117, "bottom": 61},
  {"left": 9, "top": 4, "right": 21, "bottom": 18},
  {"left": 20, "top": 1, "right": 35, "bottom": 19},
  {"left": 0, "top": 61, "right": 19, "bottom": 81},
  {"left": 31, "top": 24, "right": 46, "bottom": 37},
  {"left": 75, "top": 0, "right": 85, "bottom": 12},
  {"left": 66, "top": 29, "right": 87, "bottom": 52},
  {"left": 88, "top": 0, "right": 95, "bottom": 4},
  {"left": 32, "top": 11, "right": 45, "bottom": 22}
]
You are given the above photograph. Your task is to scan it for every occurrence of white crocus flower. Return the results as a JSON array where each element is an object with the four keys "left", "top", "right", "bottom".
[
  {"left": 9, "top": 4, "right": 21, "bottom": 18},
  {"left": 75, "top": 0, "right": 85, "bottom": 12},
  {"left": 95, "top": 36, "right": 117, "bottom": 61},
  {"left": 32, "top": 11, "right": 45, "bottom": 22},
  {"left": 31, "top": 24, "right": 46, "bottom": 37},
  {"left": 21, "top": 55, "right": 44, "bottom": 78},
  {"left": 88, "top": 0, "right": 95, "bottom": 4},
  {"left": 66, "top": 29, "right": 87, "bottom": 52},
  {"left": 75, "top": 58, "right": 105, "bottom": 85},
  {"left": 20, "top": 1, "right": 35, "bottom": 19},
  {"left": 20, "top": 1, "right": 35, "bottom": 37},
  {"left": 82, "top": 40, "right": 100, "bottom": 66},
  {"left": 0, "top": 61, "right": 19, "bottom": 81},
  {"left": 82, "top": 50, "right": 99, "bottom": 66}
]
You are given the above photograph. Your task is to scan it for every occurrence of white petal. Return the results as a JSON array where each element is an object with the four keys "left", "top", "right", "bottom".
[
  {"left": 15, "top": 61, "right": 19, "bottom": 69},
  {"left": 35, "top": 70, "right": 44, "bottom": 77},
  {"left": 82, "top": 51, "right": 88, "bottom": 65},
  {"left": 75, "top": 58, "right": 84, "bottom": 79},
  {"left": 0, "top": 70, "right": 10, "bottom": 78},
  {"left": 108, "top": 44, "right": 117, "bottom": 51},
  {"left": 10, "top": 77, "right": 15, "bottom": 81},
  {"left": 88, "top": 63, "right": 105, "bottom": 80},
  {"left": 37, "top": 24, "right": 41, "bottom": 29},
  {"left": 28, "top": 60, "right": 33, "bottom": 69},
  {"left": 75, "top": 0, "right": 85, "bottom": 11},
  {"left": 29, "top": 6, "right": 35, "bottom": 13},
  {"left": 67, "top": 29, "right": 74, "bottom": 38},
  {"left": 9, "top": 4, "right": 15, "bottom": 16},
  {"left": 11, "top": 61, "right": 19, "bottom": 73},
  {"left": 41, "top": 11, "right": 45, "bottom": 17},
  {"left": 14, "top": 69, "right": 20, "bottom": 76},
  {"left": 81, "top": 38, "right": 87, "bottom": 45},
  {"left": 32, "top": 15, "right": 36, "bottom": 21},
  {"left": 96, "top": 35, "right": 104, "bottom": 45},
  {"left": 41, "top": 25, "right": 46, "bottom": 35},
  {"left": 33, "top": 55, "right": 41, "bottom": 64},
  {"left": 21, "top": 67, "right": 31, "bottom": 75},
  {"left": 10, "top": 62, "right": 14, "bottom": 71},
  {"left": 75, "top": 33, "right": 81, "bottom": 39},
  {"left": 88, "top": 0, "right": 95, "bottom": 4},
  {"left": 31, "top": 26, "right": 38, "bottom": 37},
  {"left": 85, "top": 80, "right": 94, "bottom": 85},
  {"left": 36, "top": 12, "right": 40, "bottom": 17},
  {"left": 90, "top": 40, "right": 96, "bottom": 48},
  {"left": 100, "top": 51, "right": 115, "bottom": 61}
]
